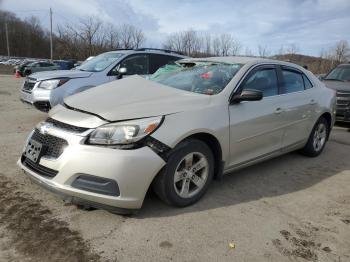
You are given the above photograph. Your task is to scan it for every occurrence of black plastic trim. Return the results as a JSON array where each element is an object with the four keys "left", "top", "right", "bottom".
[
  {"left": 21, "top": 155, "right": 58, "bottom": 178},
  {"left": 72, "top": 174, "right": 120, "bottom": 196}
]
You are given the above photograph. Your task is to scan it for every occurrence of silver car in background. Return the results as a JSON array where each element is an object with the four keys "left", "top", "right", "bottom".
[
  {"left": 19, "top": 48, "right": 186, "bottom": 112},
  {"left": 18, "top": 57, "right": 335, "bottom": 214}
]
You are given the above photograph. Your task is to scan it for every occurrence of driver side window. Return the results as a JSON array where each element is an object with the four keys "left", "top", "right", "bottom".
[
  {"left": 242, "top": 68, "right": 278, "bottom": 97},
  {"left": 119, "top": 55, "right": 149, "bottom": 75}
]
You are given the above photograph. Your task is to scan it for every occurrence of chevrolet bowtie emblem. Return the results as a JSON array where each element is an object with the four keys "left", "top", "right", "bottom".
[{"left": 38, "top": 122, "right": 54, "bottom": 135}]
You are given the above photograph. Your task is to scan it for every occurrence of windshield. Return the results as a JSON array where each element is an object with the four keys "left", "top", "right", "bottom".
[
  {"left": 150, "top": 62, "right": 243, "bottom": 95},
  {"left": 78, "top": 52, "right": 123, "bottom": 72},
  {"left": 325, "top": 66, "right": 350, "bottom": 81}
]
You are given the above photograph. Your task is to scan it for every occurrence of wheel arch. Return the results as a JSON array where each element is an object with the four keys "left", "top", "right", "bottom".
[
  {"left": 319, "top": 111, "right": 333, "bottom": 139},
  {"left": 181, "top": 132, "right": 224, "bottom": 180}
]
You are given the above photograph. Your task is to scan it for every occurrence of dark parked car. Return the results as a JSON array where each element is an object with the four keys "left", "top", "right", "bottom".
[
  {"left": 53, "top": 60, "right": 75, "bottom": 70},
  {"left": 322, "top": 63, "right": 350, "bottom": 122},
  {"left": 23, "top": 61, "right": 60, "bottom": 76}
]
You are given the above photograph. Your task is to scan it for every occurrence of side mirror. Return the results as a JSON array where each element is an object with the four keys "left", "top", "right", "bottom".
[
  {"left": 231, "top": 89, "right": 263, "bottom": 103},
  {"left": 318, "top": 74, "right": 325, "bottom": 81},
  {"left": 116, "top": 67, "right": 127, "bottom": 79}
]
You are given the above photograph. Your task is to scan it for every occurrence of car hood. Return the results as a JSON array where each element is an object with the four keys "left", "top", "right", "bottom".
[
  {"left": 30, "top": 70, "right": 93, "bottom": 80},
  {"left": 64, "top": 75, "right": 212, "bottom": 121},
  {"left": 323, "top": 80, "right": 350, "bottom": 92}
]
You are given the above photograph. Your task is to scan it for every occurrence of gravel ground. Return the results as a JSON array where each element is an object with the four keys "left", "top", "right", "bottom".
[{"left": 0, "top": 74, "right": 349, "bottom": 262}]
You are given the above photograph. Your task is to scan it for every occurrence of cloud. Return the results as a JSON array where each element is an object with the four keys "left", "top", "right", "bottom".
[{"left": 2, "top": 0, "right": 350, "bottom": 55}]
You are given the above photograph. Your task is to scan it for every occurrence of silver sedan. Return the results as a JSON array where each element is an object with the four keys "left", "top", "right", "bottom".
[{"left": 18, "top": 57, "right": 336, "bottom": 214}]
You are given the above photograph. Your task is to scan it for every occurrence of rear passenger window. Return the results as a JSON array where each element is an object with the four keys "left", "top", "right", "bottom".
[
  {"left": 281, "top": 70, "right": 304, "bottom": 93},
  {"left": 242, "top": 68, "right": 278, "bottom": 97},
  {"left": 149, "top": 54, "right": 180, "bottom": 74},
  {"left": 302, "top": 75, "right": 313, "bottom": 89}
]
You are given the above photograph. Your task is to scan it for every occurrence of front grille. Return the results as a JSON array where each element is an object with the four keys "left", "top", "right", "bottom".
[
  {"left": 336, "top": 91, "right": 350, "bottom": 116},
  {"left": 22, "top": 155, "right": 58, "bottom": 178},
  {"left": 22, "top": 77, "right": 36, "bottom": 92},
  {"left": 31, "top": 129, "right": 68, "bottom": 158},
  {"left": 46, "top": 118, "right": 89, "bottom": 133}
]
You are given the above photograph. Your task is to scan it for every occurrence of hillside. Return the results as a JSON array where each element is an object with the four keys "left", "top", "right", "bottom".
[{"left": 271, "top": 54, "right": 334, "bottom": 74}]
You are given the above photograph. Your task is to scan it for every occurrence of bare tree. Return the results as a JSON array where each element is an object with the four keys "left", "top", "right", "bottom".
[
  {"left": 204, "top": 33, "right": 211, "bottom": 55},
  {"left": 244, "top": 47, "right": 254, "bottom": 56},
  {"left": 212, "top": 36, "right": 221, "bottom": 56},
  {"left": 119, "top": 24, "right": 145, "bottom": 49},
  {"left": 286, "top": 43, "right": 299, "bottom": 55},
  {"left": 104, "top": 23, "right": 121, "bottom": 49},
  {"left": 163, "top": 32, "right": 184, "bottom": 52},
  {"left": 333, "top": 40, "right": 349, "bottom": 64},
  {"left": 257, "top": 45, "right": 270, "bottom": 57}
]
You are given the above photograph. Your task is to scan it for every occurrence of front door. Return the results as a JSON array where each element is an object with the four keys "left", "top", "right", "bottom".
[{"left": 228, "top": 65, "right": 285, "bottom": 167}]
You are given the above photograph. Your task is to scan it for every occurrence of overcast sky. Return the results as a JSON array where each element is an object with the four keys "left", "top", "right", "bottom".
[{"left": 2, "top": 0, "right": 350, "bottom": 56}]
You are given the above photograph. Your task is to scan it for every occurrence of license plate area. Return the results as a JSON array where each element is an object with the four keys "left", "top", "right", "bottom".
[{"left": 24, "top": 139, "right": 43, "bottom": 163}]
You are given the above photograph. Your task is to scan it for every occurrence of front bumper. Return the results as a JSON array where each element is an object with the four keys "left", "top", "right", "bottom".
[
  {"left": 17, "top": 127, "right": 166, "bottom": 211},
  {"left": 20, "top": 81, "right": 52, "bottom": 112},
  {"left": 336, "top": 91, "right": 350, "bottom": 122}
]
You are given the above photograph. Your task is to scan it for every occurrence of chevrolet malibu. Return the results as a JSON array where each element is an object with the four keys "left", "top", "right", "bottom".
[{"left": 18, "top": 57, "right": 336, "bottom": 214}]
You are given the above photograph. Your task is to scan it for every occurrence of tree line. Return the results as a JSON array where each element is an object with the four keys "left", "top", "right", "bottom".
[
  {"left": 0, "top": 10, "right": 145, "bottom": 60},
  {"left": 0, "top": 10, "right": 349, "bottom": 73}
]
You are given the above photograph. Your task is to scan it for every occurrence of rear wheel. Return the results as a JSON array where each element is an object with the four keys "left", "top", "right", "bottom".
[
  {"left": 152, "top": 139, "right": 214, "bottom": 207},
  {"left": 300, "top": 117, "right": 329, "bottom": 157}
]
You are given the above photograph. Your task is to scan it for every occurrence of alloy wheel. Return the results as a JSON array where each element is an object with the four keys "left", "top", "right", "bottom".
[
  {"left": 173, "top": 152, "right": 209, "bottom": 199},
  {"left": 313, "top": 122, "right": 327, "bottom": 151}
]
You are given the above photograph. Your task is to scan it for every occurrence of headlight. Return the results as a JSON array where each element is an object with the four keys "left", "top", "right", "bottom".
[
  {"left": 88, "top": 116, "right": 163, "bottom": 145},
  {"left": 39, "top": 78, "right": 69, "bottom": 90}
]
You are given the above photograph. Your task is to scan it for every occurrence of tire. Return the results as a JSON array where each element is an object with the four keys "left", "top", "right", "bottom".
[
  {"left": 152, "top": 139, "right": 214, "bottom": 207},
  {"left": 300, "top": 117, "right": 329, "bottom": 157},
  {"left": 25, "top": 70, "right": 31, "bottom": 76}
]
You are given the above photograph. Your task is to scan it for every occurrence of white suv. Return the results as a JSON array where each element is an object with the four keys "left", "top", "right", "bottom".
[{"left": 18, "top": 57, "right": 335, "bottom": 214}]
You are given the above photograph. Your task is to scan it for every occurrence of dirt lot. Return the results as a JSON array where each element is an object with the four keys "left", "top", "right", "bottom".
[{"left": 0, "top": 74, "right": 349, "bottom": 262}]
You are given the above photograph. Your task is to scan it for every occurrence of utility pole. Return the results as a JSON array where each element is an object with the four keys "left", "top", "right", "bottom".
[
  {"left": 50, "top": 7, "right": 53, "bottom": 60},
  {"left": 5, "top": 21, "right": 10, "bottom": 58}
]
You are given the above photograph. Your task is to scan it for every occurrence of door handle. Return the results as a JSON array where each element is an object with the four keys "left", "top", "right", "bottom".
[
  {"left": 309, "top": 99, "right": 317, "bottom": 105},
  {"left": 274, "top": 107, "right": 284, "bottom": 114}
]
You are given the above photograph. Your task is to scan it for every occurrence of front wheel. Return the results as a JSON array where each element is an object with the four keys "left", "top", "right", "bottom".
[
  {"left": 300, "top": 117, "right": 329, "bottom": 157},
  {"left": 152, "top": 139, "right": 214, "bottom": 207}
]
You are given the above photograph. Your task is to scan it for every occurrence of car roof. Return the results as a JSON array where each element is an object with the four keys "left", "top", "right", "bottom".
[
  {"left": 178, "top": 56, "right": 307, "bottom": 70},
  {"left": 105, "top": 49, "right": 187, "bottom": 58}
]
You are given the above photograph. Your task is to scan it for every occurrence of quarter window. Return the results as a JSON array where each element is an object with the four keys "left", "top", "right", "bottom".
[
  {"left": 281, "top": 70, "right": 304, "bottom": 93},
  {"left": 302, "top": 74, "right": 313, "bottom": 89},
  {"left": 242, "top": 68, "right": 278, "bottom": 97}
]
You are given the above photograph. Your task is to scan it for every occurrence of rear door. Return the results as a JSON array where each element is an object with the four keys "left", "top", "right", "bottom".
[
  {"left": 228, "top": 65, "right": 286, "bottom": 167},
  {"left": 119, "top": 54, "right": 150, "bottom": 77},
  {"left": 278, "top": 66, "right": 315, "bottom": 149}
]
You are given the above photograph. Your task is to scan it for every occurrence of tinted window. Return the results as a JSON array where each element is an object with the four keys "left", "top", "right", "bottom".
[
  {"left": 302, "top": 74, "right": 313, "bottom": 89},
  {"left": 120, "top": 55, "right": 149, "bottom": 75},
  {"left": 149, "top": 54, "right": 181, "bottom": 74},
  {"left": 243, "top": 68, "right": 278, "bottom": 97},
  {"left": 40, "top": 62, "right": 52, "bottom": 67},
  {"left": 281, "top": 70, "right": 304, "bottom": 93}
]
